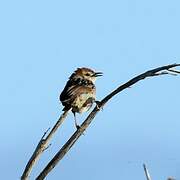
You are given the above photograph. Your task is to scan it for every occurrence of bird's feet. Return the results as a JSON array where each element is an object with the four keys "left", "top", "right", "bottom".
[
  {"left": 75, "top": 124, "right": 81, "bottom": 130},
  {"left": 95, "top": 100, "right": 103, "bottom": 110},
  {"left": 75, "top": 124, "right": 85, "bottom": 135}
]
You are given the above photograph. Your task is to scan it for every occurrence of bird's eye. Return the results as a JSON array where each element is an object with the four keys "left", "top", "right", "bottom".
[{"left": 85, "top": 73, "right": 90, "bottom": 76}]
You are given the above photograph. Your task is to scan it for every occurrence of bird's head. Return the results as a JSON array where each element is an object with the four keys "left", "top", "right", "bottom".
[{"left": 72, "top": 67, "right": 103, "bottom": 83}]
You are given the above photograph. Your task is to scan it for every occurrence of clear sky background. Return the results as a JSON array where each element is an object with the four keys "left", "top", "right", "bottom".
[{"left": 0, "top": 0, "right": 180, "bottom": 179}]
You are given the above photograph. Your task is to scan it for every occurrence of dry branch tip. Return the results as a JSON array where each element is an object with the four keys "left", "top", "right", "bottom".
[{"left": 143, "top": 163, "right": 152, "bottom": 180}]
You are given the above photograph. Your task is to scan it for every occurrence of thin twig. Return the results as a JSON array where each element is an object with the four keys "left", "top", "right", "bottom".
[
  {"left": 35, "top": 63, "right": 180, "bottom": 180},
  {"left": 168, "top": 68, "right": 180, "bottom": 74},
  {"left": 21, "top": 109, "right": 70, "bottom": 180},
  {"left": 143, "top": 164, "right": 152, "bottom": 180},
  {"left": 167, "top": 177, "right": 175, "bottom": 180}
]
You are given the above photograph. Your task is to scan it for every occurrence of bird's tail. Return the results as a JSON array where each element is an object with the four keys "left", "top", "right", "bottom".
[{"left": 62, "top": 105, "right": 71, "bottom": 112}]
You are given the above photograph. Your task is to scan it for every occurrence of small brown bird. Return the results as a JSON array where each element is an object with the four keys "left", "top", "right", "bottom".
[{"left": 60, "top": 67, "right": 102, "bottom": 128}]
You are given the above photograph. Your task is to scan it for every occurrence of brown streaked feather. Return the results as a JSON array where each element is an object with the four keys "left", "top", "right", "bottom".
[{"left": 60, "top": 80, "right": 95, "bottom": 111}]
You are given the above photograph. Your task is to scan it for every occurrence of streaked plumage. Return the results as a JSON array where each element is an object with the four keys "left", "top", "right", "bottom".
[{"left": 60, "top": 67, "right": 102, "bottom": 128}]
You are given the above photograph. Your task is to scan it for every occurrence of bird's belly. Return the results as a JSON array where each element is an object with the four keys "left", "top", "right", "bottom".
[
  {"left": 73, "top": 93, "right": 95, "bottom": 113},
  {"left": 78, "top": 106, "right": 91, "bottom": 113}
]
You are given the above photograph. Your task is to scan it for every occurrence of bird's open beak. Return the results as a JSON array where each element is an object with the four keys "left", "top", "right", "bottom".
[{"left": 93, "top": 72, "right": 103, "bottom": 77}]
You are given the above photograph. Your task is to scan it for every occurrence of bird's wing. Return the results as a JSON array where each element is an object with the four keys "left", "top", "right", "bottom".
[
  {"left": 60, "top": 79, "right": 81, "bottom": 102},
  {"left": 60, "top": 85, "right": 81, "bottom": 103},
  {"left": 60, "top": 81, "right": 94, "bottom": 105}
]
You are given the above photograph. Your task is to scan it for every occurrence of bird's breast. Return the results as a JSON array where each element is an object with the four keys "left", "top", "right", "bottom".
[{"left": 72, "top": 92, "right": 95, "bottom": 113}]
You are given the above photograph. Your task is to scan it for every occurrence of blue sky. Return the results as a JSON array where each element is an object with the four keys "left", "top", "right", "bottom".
[{"left": 0, "top": 0, "right": 180, "bottom": 179}]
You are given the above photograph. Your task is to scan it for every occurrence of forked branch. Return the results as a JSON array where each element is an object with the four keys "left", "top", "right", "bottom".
[
  {"left": 34, "top": 63, "right": 180, "bottom": 180},
  {"left": 21, "top": 110, "right": 70, "bottom": 180}
]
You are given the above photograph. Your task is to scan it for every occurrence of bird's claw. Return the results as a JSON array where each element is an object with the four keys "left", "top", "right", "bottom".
[
  {"left": 95, "top": 101, "right": 103, "bottom": 110},
  {"left": 76, "top": 125, "right": 85, "bottom": 136},
  {"left": 76, "top": 124, "right": 81, "bottom": 130}
]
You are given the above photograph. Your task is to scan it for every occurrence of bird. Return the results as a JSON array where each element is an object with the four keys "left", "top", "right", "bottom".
[{"left": 60, "top": 67, "right": 102, "bottom": 129}]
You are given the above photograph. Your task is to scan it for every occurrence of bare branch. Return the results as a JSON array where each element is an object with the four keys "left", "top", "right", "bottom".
[
  {"left": 21, "top": 109, "right": 70, "bottom": 180},
  {"left": 35, "top": 63, "right": 180, "bottom": 180},
  {"left": 143, "top": 164, "right": 152, "bottom": 180},
  {"left": 168, "top": 68, "right": 180, "bottom": 74},
  {"left": 167, "top": 177, "right": 176, "bottom": 180}
]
